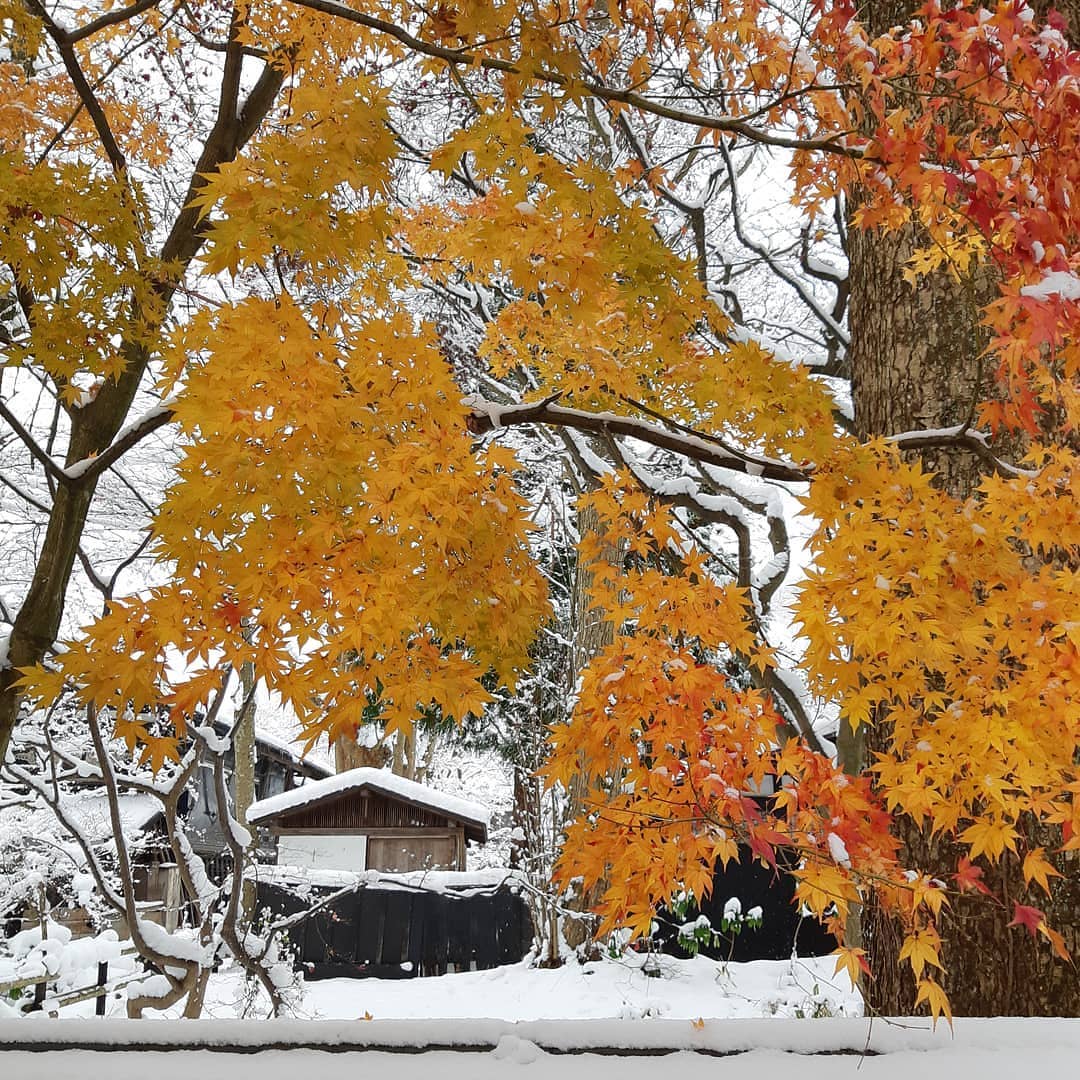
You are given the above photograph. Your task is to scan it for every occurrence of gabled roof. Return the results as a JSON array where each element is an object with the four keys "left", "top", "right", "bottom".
[
  {"left": 206, "top": 719, "right": 333, "bottom": 778},
  {"left": 247, "top": 768, "right": 490, "bottom": 841}
]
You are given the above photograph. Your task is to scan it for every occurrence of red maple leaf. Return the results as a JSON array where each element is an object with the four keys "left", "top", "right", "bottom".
[
  {"left": 220, "top": 598, "right": 243, "bottom": 631},
  {"left": 1007, "top": 902, "right": 1045, "bottom": 937},
  {"left": 953, "top": 856, "right": 991, "bottom": 895},
  {"left": 746, "top": 831, "right": 777, "bottom": 869}
]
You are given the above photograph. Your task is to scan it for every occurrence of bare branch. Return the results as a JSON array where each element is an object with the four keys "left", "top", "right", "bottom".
[
  {"left": 67, "top": 0, "right": 164, "bottom": 43},
  {"left": 30, "top": 1, "right": 129, "bottom": 176},
  {"left": 719, "top": 142, "right": 850, "bottom": 355},
  {"left": 0, "top": 398, "right": 72, "bottom": 486}
]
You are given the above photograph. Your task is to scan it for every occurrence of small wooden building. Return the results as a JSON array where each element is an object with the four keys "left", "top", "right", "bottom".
[{"left": 248, "top": 768, "right": 489, "bottom": 873}]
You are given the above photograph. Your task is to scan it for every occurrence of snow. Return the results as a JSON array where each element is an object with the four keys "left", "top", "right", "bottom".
[
  {"left": 7, "top": 951, "right": 860, "bottom": 1023},
  {"left": 0, "top": 925, "right": 136, "bottom": 997},
  {"left": 53, "top": 791, "right": 162, "bottom": 848},
  {"left": 134, "top": 921, "right": 207, "bottom": 965},
  {"left": 248, "top": 767, "right": 490, "bottom": 829},
  {"left": 1019, "top": 270, "right": 1080, "bottom": 301},
  {"left": 826, "top": 833, "right": 851, "bottom": 869},
  {"left": 3, "top": 946, "right": 1079, "bottom": 1077},
  {"left": 3, "top": 1015, "right": 1080, "bottom": 1080},
  {"left": 256, "top": 864, "right": 520, "bottom": 894}
]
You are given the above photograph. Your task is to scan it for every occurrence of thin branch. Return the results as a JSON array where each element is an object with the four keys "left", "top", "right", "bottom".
[
  {"left": 85, "top": 703, "right": 191, "bottom": 980},
  {"left": 719, "top": 142, "right": 850, "bottom": 352},
  {"left": 287, "top": 0, "right": 867, "bottom": 161},
  {"left": 31, "top": 1, "right": 129, "bottom": 176},
  {"left": 0, "top": 469, "right": 51, "bottom": 514},
  {"left": 0, "top": 398, "right": 71, "bottom": 486},
  {"left": 66, "top": 0, "right": 164, "bottom": 42}
]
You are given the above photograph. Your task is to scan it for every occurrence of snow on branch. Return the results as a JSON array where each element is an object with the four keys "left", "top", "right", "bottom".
[
  {"left": 465, "top": 396, "right": 1033, "bottom": 483},
  {"left": 463, "top": 394, "right": 812, "bottom": 483},
  {"left": 63, "top": 398, "right": 178, "bottom": 484},
  {"left": 885, "top": 425, "right": 1035, "bottom": 478}
]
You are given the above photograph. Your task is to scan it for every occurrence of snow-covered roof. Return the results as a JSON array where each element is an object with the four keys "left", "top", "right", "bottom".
[
  {"left": 252, "top": 728, "right": 332, "bottom": 777},
  {"left": 60, "top": 791, "right": 163, "bottom": 846},
  {"left": 248, "top": 768, "right": 490, "bottom": 832}
]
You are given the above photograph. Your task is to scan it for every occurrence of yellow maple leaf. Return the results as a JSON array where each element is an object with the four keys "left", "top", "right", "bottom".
[
  {"left": 1022, "top": 848, "right": 1063, "bottom": 895},
  {"left": 915, "top": 978, "right": 953, "bottom": 1030},
  {"left": 899, "top": 929, "right": 943, "bottom": 980},
  {"left": 832, "top": 946, "right": 871, "bottom": 986}
]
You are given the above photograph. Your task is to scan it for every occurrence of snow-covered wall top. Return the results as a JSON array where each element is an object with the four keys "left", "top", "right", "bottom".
[
  {"left": 256, "top": 864, "right": 520, "bottom": 894},
  {"left": 247, "top": 768, "right": 491, "bottom": 829}
]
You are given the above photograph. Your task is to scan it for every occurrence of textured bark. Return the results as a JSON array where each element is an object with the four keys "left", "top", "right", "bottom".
[
  {"left": 0, "top": 389, "right": 139, "bottom": 759},
  {"left": 334, "top": 734, "right": 391, "bottom": 773},
  {"left": 849, "top": 0, "right": 1080, "bottom": 1016}
]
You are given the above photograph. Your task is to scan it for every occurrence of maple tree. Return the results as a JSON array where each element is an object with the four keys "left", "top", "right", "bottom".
[{"left": 1, "top": 0, "right": 1078, "bottom": 1019}]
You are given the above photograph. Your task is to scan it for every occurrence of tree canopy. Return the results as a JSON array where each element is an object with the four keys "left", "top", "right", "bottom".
[{"left": 1, "top": 0, "right": 1077, "bottom": 1019}]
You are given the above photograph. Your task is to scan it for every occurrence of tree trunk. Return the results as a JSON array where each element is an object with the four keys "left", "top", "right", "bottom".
[
  {"left": 235, "top": 658, "right": 257, "bottom": 923},
  {"left": 0, "top": 54, "right": 286, "bottom": 764},
  {"left": 561, "top": 498, "right": 621, "bottom": 951},
  {"left": 847, "top": 0, "right": 1080, "bottom": 1015},
  {"left": 0, "top": 363, "right": 146, "bottom": 760},
  {"left": 334, "top": 733, "right": 390, "bottom": 772}
]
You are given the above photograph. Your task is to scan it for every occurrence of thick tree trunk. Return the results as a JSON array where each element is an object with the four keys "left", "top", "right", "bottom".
[
  {"left": 847, "top": 2, "right": 1080, "bottom": 1015},
  {"left": 0, "top": 363, "right": 146, "bottom": 760},
  {"left": 334, "top": 735, "right": 390, "bottom": 773},
  {"left": 0, "top": 47, "right": 285, "bottom": 764}
]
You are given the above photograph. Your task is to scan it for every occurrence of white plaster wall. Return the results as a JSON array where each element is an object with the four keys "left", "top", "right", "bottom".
[{"left": 276, "top": 833, "right": 367, "bottom": 872}]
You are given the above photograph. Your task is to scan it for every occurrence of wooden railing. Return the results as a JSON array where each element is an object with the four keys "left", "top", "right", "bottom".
[{"left": 0, "top": 948, "right": 140, "bottom": 1016}]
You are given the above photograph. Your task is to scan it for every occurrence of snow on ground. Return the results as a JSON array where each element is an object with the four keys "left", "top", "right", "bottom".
[
  {"left": 212, "top": 953, "right": 861, "bottom": 1023},
  {"left": 3, "top": 953, "right": 1078, "bottom": 1079},
  {"left": 8, "top": 951, "right": 860, "bottom": 1023},
  {"left": 4, "top": 1019, "right": 1080, "bottom": 1080}
]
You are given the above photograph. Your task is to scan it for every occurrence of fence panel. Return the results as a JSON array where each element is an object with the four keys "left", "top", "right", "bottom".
[{"left": 258, "top": 879, "right": 533, "bottom": 980}]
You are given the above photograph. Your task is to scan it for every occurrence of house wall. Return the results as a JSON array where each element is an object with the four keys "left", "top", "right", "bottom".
[
  {"left": 278, "top": 833, "right": 368, "bottom": 872},
  {"left": 273, "top": 826, "right": 466, "bottom": 872},
  {"left": 276, "top": 791, "right": 451, "bottom": 832},
  {"left": 365, "top": 829, "right": 461, "bottom": 872}
]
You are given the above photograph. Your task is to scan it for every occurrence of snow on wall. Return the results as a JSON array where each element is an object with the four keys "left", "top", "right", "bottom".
[
  {"left": 1, "top": 1015, "right": 1078, "bottom": 1055},
  {"left": 248, "top": 768, "right": 490, "bottom": 829},
  {"left": 254, "top": 864, "right": 521, "bottom": 894}
]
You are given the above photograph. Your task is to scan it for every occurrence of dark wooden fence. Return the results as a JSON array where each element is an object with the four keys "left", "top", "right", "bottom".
[
  {"left": 258, "top": 854, "right": 833, "bottom": 982},
  {"left": 257, "top": 879, "right": 534, "bottom": 979}
]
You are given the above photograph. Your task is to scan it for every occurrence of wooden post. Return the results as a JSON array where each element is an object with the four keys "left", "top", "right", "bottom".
[
  {"left": 161, "top": 863, "right": 181, "bottom": 933},
  {"left": 95, "top": 961, "right": 108, "bottom": 1016},
  {"left": 32, "top": 884, "right": 47, "bottom": 1012}
]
